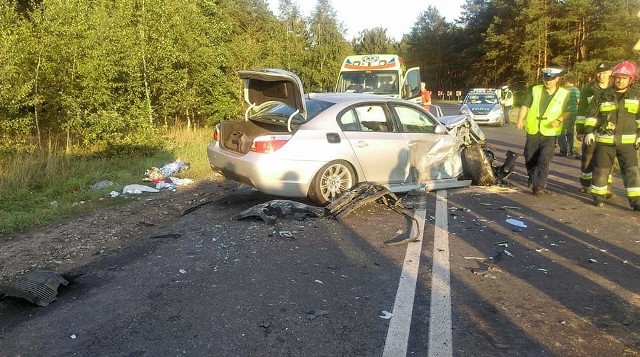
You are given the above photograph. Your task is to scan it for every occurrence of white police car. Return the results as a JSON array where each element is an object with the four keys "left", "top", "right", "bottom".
[{"left": 459, "top": 88, "right": 505, "bottom": 126}]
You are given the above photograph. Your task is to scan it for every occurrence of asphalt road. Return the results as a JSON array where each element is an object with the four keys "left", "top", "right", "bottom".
[{"left": 0, "top": 101, "right": 638, "bottom": 356}]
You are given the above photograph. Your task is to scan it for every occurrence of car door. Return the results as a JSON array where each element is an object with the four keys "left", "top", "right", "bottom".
[
  {"left": 338, "top": 103, "right": 408, "bottom": 185},
  {"left": 389, "top": 103, "right": 455, "bottom": 183}
]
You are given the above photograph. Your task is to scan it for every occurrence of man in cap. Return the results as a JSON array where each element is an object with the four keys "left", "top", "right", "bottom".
[
  {"left": 575, "top": 62, "right": 613, "bottom": 193},
  {"left": 500, "top": 85, "right": 514, "bottom": 124},
  {"left": 516, "top": 67, "right": 570, "bottom": 195}
]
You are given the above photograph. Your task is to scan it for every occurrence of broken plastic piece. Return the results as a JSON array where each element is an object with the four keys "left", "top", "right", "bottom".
[
  {"left": 379, "top": 310, "right": 393, "bottom": 319},
  {"left": 237, "top": 200, "right": 324, "bottom": 224},
  {"left": 306, "top": 309, "right": 329, "bottom": 319},
  {"left": 0, "top": 269, "right": 69, "bottom": 306},
  {"left": 505, "top": 218, "right": 527, "bottom": 228}
]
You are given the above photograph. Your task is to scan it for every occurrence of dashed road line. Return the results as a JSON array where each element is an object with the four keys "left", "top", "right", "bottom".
[{"left": 428, "top": 190, "right": 453, "bottom": 356}]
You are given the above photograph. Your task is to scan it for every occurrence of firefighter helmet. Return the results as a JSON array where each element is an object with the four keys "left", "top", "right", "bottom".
[{"left": 611, "top": 61, "right": 637, "bottom": 83}]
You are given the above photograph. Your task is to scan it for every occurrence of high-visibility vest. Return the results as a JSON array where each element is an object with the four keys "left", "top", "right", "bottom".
[{"left": 525, "top": 85, "right": 569, "bottom": 136}]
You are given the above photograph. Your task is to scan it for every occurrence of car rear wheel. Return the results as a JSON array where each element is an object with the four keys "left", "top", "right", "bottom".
[{"left": 308, "top": 161, "right": 356, "bottom": 205}]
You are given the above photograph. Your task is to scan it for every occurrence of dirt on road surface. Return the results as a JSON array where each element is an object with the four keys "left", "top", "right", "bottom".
[{"left": 0, "top": 177, "right": 232, "bottom": 285}]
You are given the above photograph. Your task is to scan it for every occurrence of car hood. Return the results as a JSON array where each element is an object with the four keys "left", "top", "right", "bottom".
[{"left": 239, "top": 69, "right": 307, "bottom": 120}]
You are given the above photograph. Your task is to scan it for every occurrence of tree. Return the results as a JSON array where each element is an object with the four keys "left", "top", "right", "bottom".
[
  {"left": 351, "top": 27, "right": 397, "bottom": 55},
  {"left": 304, "top": 0, "right": 351, "bottom": 92}
]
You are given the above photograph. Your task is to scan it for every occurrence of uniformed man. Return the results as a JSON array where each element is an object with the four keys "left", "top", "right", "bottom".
[
  {"left": 516, "top": 67, "right": 570, "bottom": 196},
  {"left": 584, "top": 61, "right": 640, "bottom": 210}
]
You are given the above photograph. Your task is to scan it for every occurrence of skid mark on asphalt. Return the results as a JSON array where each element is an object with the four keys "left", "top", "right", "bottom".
[{"left": 383, "top": 190, "right": 453, "bottom": 357}]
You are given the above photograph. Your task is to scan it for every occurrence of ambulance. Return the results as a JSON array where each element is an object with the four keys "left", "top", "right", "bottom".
[{"left": 335, "top": 54, "right": 422, "bottom": 104}]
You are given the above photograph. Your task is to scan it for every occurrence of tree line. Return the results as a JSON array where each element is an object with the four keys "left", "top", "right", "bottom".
[{"left": 1, "top": 0, "right": 639, "bottom": 155}]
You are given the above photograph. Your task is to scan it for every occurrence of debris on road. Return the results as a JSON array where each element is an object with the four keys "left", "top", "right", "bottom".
[
  {"left": 236, "top": 200, "right": 324, "bottom": 224},
  {"left": 0, "top": 269, "right": 69, "bottom": 306},
  {"left": 506, "top": 218, "right": 527, "bottom": 229},
  {"left": 306, "top": 309, "right": 329, "bottom": 320},
  {"left": 379, "top": 310, "right": 393, "bottom": 319}
]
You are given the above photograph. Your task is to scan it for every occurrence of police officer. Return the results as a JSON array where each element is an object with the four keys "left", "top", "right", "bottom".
[
  {"left": 575, "top": 62, "right": 613, "bottom": 193},
  {"left": 516, "top": 67, "right": 570, "bottom": 196},
  {"left": 584, "top": 61, "right": 640, "bottom": 210}
]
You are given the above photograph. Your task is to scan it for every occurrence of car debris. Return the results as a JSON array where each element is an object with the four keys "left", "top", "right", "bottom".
[
  {"left": 306, "top": 309, "right": 329, "bottom": 320},
  {"left": 236, "top": 200, "right": 324, "bottom": 224},
  {"left": 379, "top": 310, "right": 393, "bottom": 319},
  {"left": 505, "top": 218, "right": 527, "bottom": 229},
  {"left": 0, "top": 269, "right": 69, "bottom": 306}
]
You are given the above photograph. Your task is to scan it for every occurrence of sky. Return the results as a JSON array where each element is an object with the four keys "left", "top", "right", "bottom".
[{"left": 266, "top": 0, "right": 465, "bottom": 41}]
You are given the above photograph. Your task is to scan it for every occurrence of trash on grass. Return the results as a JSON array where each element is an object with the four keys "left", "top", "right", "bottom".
[
  {"left": 122, "top": 184, "right": 159, "bottom": 194},
  {"left": 145, "top": 159, "right": 189, "bottom": 183},
  {"left": 90, "top": 180, "right": 113, "bottom": 190}
]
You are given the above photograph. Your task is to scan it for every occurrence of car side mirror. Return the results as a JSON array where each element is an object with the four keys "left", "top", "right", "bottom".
[{"left": 434, "top": 124, "right": 447, "bottom": 134}]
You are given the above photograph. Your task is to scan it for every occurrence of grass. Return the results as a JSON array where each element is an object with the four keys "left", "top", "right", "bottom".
[{"left": 0, "top": 127, "right": 215, "bottom": 234}]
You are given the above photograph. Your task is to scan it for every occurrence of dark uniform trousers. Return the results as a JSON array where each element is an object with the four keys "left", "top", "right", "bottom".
[
  {"left": 524, "top": 133, "right": 556, "bottom": 189},
  {"left": 592, "top": 143, "right": 640, "bottom": 208}
]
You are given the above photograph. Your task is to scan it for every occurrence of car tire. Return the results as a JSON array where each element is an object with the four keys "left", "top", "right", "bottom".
[
  {"left": 308, "top": 160, "right": 356, "bottom": 205},
  {"left": 461, "top": 144, "right": 497, "bottom": 186}
]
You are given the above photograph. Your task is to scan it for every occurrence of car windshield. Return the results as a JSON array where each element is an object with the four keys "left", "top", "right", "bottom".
[
  {"left": 251, "top": 99, "right": 334, "bottom": 125},
  {"left": 336, "top": 71, "right": 399, "bottom": 95},
  {"left": 465, "top": 94, "right": 498, "bottom": 104}
]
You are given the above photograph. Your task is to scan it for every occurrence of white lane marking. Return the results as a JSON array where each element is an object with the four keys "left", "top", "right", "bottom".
[
  {"left": 382, "top": 205, "right": 426, "bottom": 357},
  {"left": 428, "top": 190, "right": 453, "bottom": 357}
]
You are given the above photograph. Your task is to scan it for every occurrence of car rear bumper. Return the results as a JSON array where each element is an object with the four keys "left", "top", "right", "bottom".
[{"left": 207, "top": 142, "right": 324, "bottom": 198}]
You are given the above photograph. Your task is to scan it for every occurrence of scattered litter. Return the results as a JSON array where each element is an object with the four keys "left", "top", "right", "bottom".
[
  {"left": 149, "top": 233, "right": 182, "bottom": 239},
  {"left": 122, "top": 184, "right": 159, "bottom": 195},
  {"left": 470, "top": 268, "right": 496, "bottom": 279},
  {"left": 0, "top": 269, "right": 69, "bottom": 306},
  {"left": 90, "top": 180, "right": 113, "bottom": 190},
  {"left": 109, "top": 191, "right": 120, "bottom": 198},
  {"left": 145, "top": 159, "right": 189, "bottom": 183},
  {"left": 70, "top": 334, "right": 77, "bottom": 339},
  {"left": 537, "top": 268, "right": 548, "bottom": 273},
  {"left": 503, "top": 250, "right": 514, "bottom": 257},
  {"left": 494, "top": 241, "right": 509, "bottom": 247},
  {"left": 314, "top": 280, "right": 323, "bottom": 285},
  {"left": 279, "top": 231, "right": 295, "bottom": 239},
  {"left": 306, "top": 309, "right": 329, "bottom": 319},
  {"left": 464, "top": 256, "right": 487, "bottom": 260},
  {"left": 588, "top": 259, "right": 598, "bottom": 264},
  {"left": 379, "top": 310, "right": 393, "bottom": 319},
  {"left": 535, "top": 247, "right": 548, "bottom": 253},
  {"left": 505, "top": 218, "right": 527, "bottom": 228}
]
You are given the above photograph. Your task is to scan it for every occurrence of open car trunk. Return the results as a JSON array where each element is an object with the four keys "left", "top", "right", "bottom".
[{"left": 219, "top": 120, "right": 290, "bottom": 154}]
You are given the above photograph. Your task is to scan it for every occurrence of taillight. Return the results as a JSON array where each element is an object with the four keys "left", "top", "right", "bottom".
[
  {"left": 213, "top": 125, "right": 220, "bottom": 141},
  {"left": 250, "top": 136, "right": 289, "bottom": 153}
]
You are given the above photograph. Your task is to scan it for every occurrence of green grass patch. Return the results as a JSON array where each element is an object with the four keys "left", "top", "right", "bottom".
[{"left": 0, "top": 127, "right": 214, "bottom": 234}]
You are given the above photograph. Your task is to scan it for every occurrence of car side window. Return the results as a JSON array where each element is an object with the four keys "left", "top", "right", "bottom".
[
  {"left": 393, "top": 105, "right": 438, "bottom": 133},
  {"left": 354, "top": 105, "right": 391, "bottom": 132},
  {"left": 337, "top": 109, "right": 363, "bottom": 131}
]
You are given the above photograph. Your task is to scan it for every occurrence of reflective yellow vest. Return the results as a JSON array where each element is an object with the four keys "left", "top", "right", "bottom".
[{"left": 525, "top": 85, "right": 569, "bottom": 136}]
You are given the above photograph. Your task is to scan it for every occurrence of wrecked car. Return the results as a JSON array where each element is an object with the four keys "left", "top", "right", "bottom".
[{"left": 207, "top": 68, "right": 502, "bottom": 205}]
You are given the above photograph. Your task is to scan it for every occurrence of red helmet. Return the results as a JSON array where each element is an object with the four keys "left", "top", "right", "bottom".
[{"left": 611, "top": 61, "right": 637, "bottom": 82}]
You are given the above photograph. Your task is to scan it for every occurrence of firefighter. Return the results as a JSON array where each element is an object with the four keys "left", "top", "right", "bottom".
[
  {"left": 516, "top": 67, "right": 570, "bottom": 196},
  {"left": 575, "top": 62, "right": 613, "bottom": 193},
  {"left": 584, "top": 60, "right": 640, "bottom": 210}
]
